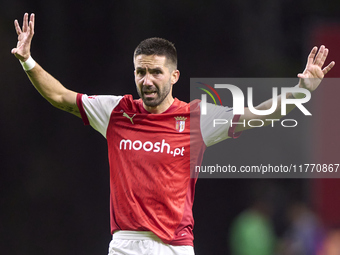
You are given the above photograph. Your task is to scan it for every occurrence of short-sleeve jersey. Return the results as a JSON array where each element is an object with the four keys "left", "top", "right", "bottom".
[{"left": 76, "top": 94, "right": 240, "bottom": 246}]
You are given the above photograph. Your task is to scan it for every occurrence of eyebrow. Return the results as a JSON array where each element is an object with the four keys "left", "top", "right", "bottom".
[{"left": 136, "top": 67, "right": 163, "bottom": 72}]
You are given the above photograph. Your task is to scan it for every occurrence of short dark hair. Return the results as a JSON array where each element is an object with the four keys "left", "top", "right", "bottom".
[{"left": 134, "top": 37, "right": 177, "bottom": 68}]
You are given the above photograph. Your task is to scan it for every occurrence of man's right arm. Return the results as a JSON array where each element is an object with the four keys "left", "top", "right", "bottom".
[
  {"left": 25, "top": 63, "right": 80, "bottom": 117},
  {"left": 12, "top": 13, "right": 80, "bottom": 118}
]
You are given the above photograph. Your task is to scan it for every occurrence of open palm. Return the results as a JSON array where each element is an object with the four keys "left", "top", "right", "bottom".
[
  {"left": 11, "top": 13, "right": 35, "bottom": 62},
  {"left": 297, "top": 45, "right": 335, "bottom": 91}
]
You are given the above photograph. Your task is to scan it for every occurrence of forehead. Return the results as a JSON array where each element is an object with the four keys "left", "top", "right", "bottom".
[{"left": 134, "top": 55, "right": 168, "bottom": 69}]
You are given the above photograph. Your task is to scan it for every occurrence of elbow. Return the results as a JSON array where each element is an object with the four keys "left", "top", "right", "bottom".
[{"left": 47, "top": 95, "right": 67, "bottom": 111}]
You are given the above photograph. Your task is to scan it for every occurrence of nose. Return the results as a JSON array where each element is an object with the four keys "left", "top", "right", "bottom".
[{"left": 143, "top": 73, "right": 153, "bottom": 86}]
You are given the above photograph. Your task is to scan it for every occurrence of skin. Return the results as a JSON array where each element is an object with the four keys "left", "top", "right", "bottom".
[
  {"left": 134, "top": 54, "right": 180, "bottom": 114},
  {"left": 235, "top": 45, "right": 335, "bottom": 132},
  {"left": 11, "top": 13, "right": 335, "bottom": 130},
  {"left": 12, "top": 13, "right": 80, "bottom": 117}
]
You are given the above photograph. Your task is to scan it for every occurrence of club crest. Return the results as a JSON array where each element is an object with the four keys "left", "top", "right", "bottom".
[{"left": 175, "top": 116, "right": 187, "bottom": 132}]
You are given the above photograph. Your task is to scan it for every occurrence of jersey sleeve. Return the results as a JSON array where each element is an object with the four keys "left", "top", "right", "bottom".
[
  {"left": 76, "top": 94, "right": 123, "bottom": 138},
  {"left": 200, "top": 102, "right": 242, "bottom": 147}
]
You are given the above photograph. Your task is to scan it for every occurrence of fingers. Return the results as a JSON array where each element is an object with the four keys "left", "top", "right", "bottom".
[
  {"left": 300, "top": 45, "right": 334, "bottom": 79},
  {"left": 308, "top": 45, "right": 333, "bottom": 68},
  {"left": 322, "top": 61, "right": 335, "bottom": 75},
  {"left": 14, "top": 19, "right": 22, "bottom": 35},
  {"left": 306, "top": 46, "right": 318, "bottom": 66},
  {"left": 297, "top": 73, "right": 305, "bottom": 79},
  {"left": 29, "top": 13, "right": 35, "bottom": 35},
  {"left": 319, "top": 48, "right": 329, "bottom": 67},
  {"left": 22, "top": 13, "right": 28, "bottom": 33},
  {"left": 12, "top": 13, "right": 35, "bottom": 57},
  {"left": 14, "top": 13, "right": 35, "bottom": 35},
  {"left": 314, "top": 45, "right": 326, "bottom": 66}
]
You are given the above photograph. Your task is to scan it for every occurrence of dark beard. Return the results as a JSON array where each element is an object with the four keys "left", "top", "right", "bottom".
[
  {"left": 142, "top": 88, "right": 171, "bottom": 107},
  {"left": 139, "top": 81, "right": 172, "bottom": 107}
]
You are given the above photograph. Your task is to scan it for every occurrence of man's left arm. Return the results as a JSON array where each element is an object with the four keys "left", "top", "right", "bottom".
[{"left": 235, "top": 45, "right": 335, "bottom": 132}]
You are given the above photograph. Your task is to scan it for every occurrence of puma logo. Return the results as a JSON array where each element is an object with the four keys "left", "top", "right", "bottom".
[{"left": 123, "top": 112, "right": 136, "bottom": 124}]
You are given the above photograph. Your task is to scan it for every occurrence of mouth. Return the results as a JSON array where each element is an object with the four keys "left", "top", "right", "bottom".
[{"left": 143, "top": 91, "right": 157, "bottom": 98}]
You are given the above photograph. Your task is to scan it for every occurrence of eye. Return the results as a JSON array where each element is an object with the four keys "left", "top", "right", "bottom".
[
  {"left": 153, "top": 69, "right": 162, "bottom": 75},
  {"left": 136, "top": 70, "right": 145, "bottom": 76}
]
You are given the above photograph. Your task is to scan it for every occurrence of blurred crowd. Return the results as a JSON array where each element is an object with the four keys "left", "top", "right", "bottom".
[{"left": 228, "top": 181, "right": 340, "bottom": 255}]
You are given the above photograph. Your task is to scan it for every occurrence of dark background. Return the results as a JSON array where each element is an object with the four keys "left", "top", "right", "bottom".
[{"left": 1, "top": 0, "right": 340, "bottom": 254}]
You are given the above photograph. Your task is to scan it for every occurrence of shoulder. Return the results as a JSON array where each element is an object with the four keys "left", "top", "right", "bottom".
[
  {"left": 113, "top": 95, "right": 146, "bottom": 113},
  {"left": 170, "top": 98, "right": 201, "bottom": 114}
]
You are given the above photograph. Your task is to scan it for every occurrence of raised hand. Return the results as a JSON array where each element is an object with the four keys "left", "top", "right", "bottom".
[
  {"left": 297, "top": 45, "right": 335, "bottom": 92},
  {"left": 11, "top": 13, "right": 35, "bottom": 62}
]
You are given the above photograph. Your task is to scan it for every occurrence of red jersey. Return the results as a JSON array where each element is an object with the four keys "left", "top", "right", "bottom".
[{"left": 76, "top": 94, "right": 240, "bottom": 246}]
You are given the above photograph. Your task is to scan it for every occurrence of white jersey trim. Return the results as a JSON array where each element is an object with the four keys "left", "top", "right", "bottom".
[
  {"left": 81, "top": 95, "right": 123, "bottom": 138},
  {"left": 200, "top": 102, "right": 235, "bottom": 147}
]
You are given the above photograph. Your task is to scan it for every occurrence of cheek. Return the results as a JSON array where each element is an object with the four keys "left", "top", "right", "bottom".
[
  {"left": 135, "top": 80, "right": 141, "bottom": 90},
  {"left": 135, "top": 78, "right": 141, "bottom": 86}
]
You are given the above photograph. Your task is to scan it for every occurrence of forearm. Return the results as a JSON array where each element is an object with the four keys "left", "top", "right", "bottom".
[
  {"left": 236, "top": 91, "right": 299, "bottom": 132},
  {"left": 255, "top": 92, "right": 296, "bottom": 124},
  {"left": 25, "top": 63, "right": 80, "bottom": 117}
]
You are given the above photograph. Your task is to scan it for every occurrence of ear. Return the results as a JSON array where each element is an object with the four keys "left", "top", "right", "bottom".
[{"left": 171, "top": 70, "right": 180, "bottom": 85}]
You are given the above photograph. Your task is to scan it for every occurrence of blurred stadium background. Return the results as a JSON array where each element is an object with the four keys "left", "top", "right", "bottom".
[{"left": 1, "top": 0, "right": 340, "bottom": 254}]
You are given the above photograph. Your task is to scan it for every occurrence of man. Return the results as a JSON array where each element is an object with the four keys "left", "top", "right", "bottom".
[{"left": 12, "top": 13, "right": 334, "bottom": 255}]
